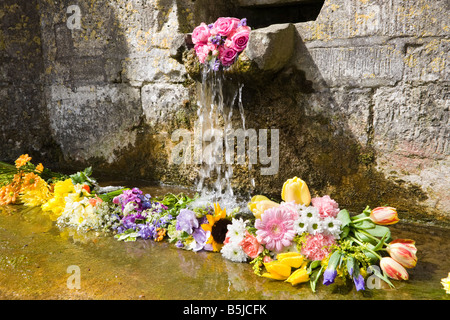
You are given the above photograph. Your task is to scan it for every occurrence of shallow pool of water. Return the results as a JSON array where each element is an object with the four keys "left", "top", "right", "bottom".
[{"left": 0, "top": 183, "right": 449, "bottom": 300}]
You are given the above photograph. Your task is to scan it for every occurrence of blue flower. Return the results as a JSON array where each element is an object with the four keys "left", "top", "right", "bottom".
[
  {"left": 353, "top": 274, "right": 365, "bottom": 291},
  {"left": 323, "top": 269, "right": 337, "bottom": 286}
]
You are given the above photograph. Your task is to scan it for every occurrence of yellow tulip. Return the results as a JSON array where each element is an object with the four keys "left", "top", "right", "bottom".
[
  {"left": 285, "top": 267, "right": 309, "bottom": 285},
  {"left": 276, "top": 252, "right": 304, "bottom": 268},
  {"left": 247, "top": 195, "right": 280, "bottom": 219},
  {"left": 262, "top": 261, "right": 291, "bottom": 280},
  {"left": 281, "top": 177, "right": 311, "bottom": 206}
]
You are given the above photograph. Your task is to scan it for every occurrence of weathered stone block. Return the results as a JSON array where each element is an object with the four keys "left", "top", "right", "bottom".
[
  {"left": 141, "top": 83, "right": 190, "bottom": 127},
  {"left": 122, "top": 49, "right": 187, "bottom": 86},
  {"left": 299, "top": 42, "right": 404, "bottom": 87},
  {"left": 238, "top": 0, "right": 316, "bottom": 6},
  {"left": 245, "top": 23, "right": 296, "bottom": 73},
  {"left": 47, "top": 84, "right": 142, "bottom": 162}
]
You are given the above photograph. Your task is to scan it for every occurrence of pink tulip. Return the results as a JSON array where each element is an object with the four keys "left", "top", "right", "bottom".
[
  {"left": 380, "top": 257, "right": 409, "bottom": 280},
  {"left": 387, "top": 239, "right": 417, "bottom": 268},
  {"left": 370, "top": 206, "right": 399, "bottom": 225}
]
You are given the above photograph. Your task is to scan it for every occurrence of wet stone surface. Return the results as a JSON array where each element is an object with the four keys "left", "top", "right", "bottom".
[{"left": 0, "top": 184, "right": 449, "bottom": 300}]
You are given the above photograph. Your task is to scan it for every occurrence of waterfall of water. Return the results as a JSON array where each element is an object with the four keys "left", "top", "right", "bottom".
[{"left": 191, "top": 68, "right": 250, "bottom": 210}]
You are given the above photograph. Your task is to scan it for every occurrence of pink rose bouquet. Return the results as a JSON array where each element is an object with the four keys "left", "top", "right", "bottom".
[{"left": 191, "top": 17, "right": 250, "bottom": 70}]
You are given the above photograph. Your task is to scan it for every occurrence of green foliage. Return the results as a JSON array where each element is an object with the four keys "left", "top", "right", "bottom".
[{"left": 70, "top": 167, "right": 97, "bottom": 187}]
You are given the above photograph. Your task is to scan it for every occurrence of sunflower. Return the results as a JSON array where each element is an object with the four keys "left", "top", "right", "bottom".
[
  {"left": 201, "top": 203, "right": 231, "bottom": 252},
  {"left": 15, "top": 154, "right": 32, "bottom": 169}
]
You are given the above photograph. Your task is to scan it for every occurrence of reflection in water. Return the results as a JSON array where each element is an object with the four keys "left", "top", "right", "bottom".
[{"left": 0, "top": 184, "right": 449, "bottom": 299}]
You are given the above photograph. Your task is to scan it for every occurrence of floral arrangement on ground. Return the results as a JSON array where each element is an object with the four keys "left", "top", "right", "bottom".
[{"left": 1, "top": 154, "right": 448, "bottom": 294}]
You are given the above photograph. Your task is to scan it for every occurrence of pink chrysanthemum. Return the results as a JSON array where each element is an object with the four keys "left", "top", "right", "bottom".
[
  {"left": 311, "top": 195, "right": 340, "bottom": 218},
  {"left": 301, "top": 233, "right": 336, "bottom": 261},
  {"left": 255, "top": 207, "right": 296, "bottom": 252}
]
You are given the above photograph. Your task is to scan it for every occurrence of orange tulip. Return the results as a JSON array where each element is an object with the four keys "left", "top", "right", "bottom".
[
  {"left": 380, "top": 257, "right": 409, "bottom": 280},
  {"left": 370, "top": 207, "right": 399, "bottom": 225},
  {"left": 387, "top": 239, "right": 417, "bottom": 268}
]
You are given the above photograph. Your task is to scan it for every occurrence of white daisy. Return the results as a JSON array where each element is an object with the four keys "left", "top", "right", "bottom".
[
  {"left": 307, "top": 216, "right": 324, "bottom": 235},
  {"left": 300, "top": 205, "right": 319, "bottom": 220},
  {"left": 221, "top": 242, "right": 248, "bottom": 262},
  {"left": 293, "top": 215, "right": 309, "bottom": 235},
  {"left": 321, "top": 217, "right": 342, "bottom": 239}
]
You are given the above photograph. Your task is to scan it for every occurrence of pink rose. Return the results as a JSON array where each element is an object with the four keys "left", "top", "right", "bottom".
[
  {"left": 218, "top": 46, "right": 238, "bottom": 66},
  {"left": 311, "top": 195, "right": 340, "bottom": 218},
  {"left": 239, "top": 231, "right": 263, "bottom": 259},
  {"left": 213, "top": 17, "right": 240, "bottom": 37},
  {"left": 194, "top": 43, "right": 215, "bottom": 64},
  {"left": 229, "top": 26, "right": 250, "bottom": 52},
  {"left": 192, "top": 22, "right": 210, "bottom": 45}
]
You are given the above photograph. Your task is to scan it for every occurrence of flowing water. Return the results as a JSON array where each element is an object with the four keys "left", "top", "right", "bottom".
[
  {"left": 192, "top": 68, "right": 250, "bottom": 211},
  {"left": 0, "top": 182, "right": 449, "bottom": 300}
]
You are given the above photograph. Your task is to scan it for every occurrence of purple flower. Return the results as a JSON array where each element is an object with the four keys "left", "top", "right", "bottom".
[
  {"left": 323, "top": 269, "right": 337, "bottom": 286},
  {"left": 191, "top": 227, "right": 210, "bottom": 252},
  {"left": 211, "top": 58, "right": 220, "bottom": 71},
  {"left": 353, "top": 274, "right": 365, "bottom": 291},
  {"left": 176, "top": 209, "right": 199, "bottom": 234},
  {"left": 138, "top": 224, "right": 155, "bottom": 240},
  {"left": 122, "top": 215, "right": 138, "bottom": 230},
  {"left": 238, "top": 18, "right": 247, "bottom": 27},
  {"left": 175, "top": 240, "right": 184, "bottom": 248}
]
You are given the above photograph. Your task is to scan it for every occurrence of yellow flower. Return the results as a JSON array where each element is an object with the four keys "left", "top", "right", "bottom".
[
  {"left": 201, "top": 203, "right": 230, "bottom": 252},
  {"left": 0, "top": 184, "right": 20, "bottom": 205},
  {"left": 155, "top": 228, "right": 167, "bottom": 242},
  {"left": 276, "top": 252, "right": 304, "bottom": 268},
  {"left": 20, "top": 177, "right": 51, "bottom": 207},
  {"left": 442, "top": 272, "right": 450, "bottom": 294},
  {"left": 22, "top": 172, "right": 41, "bottom": 190},
  {"left": 262, "top": 252, "right": 309, "bottom": 285},
  {"left": 41, "top": 178, "right": 75, "bottom": 221},
  {"left": 248, "top": 195, "right": 280, "bottom": 219},
  {"left": 15, "top": 154, "right": 32, "bottom": 169},
  {"left": 262, "top": 261, "right": 291, "bottom": 280},
  {"left": 285, "top": 265, "right": 309, "bottom": 285},
  {"left": 35, "top": 163, "right": 44, "bottom": 173},
  {"left": 281, "top": 176, "right": 311, "bottom": 205}
]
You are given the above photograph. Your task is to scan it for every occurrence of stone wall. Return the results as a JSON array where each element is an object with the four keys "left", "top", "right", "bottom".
[{"left": 0, "top": 0, "right": 448, "bottom": 225}]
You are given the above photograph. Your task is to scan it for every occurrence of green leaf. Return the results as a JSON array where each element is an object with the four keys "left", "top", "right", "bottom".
[
  {"left": 365, "top": 225, "right": 391, "bottom": 240},
  {"left": 340, "top": 226, "right": 350, "bottom": 239},
  {"left": 337, "top": 209, "right": 352, "bottom": 227},
  {"left": 309, "top": 266, "right": 324, "bottom": 293},
  {"left": 373, "top": 230, "right": 390, "bottom": 251},
  {"left": 368, "top": 265, "right": 395, "bottom": 288},
  {"left": 307, "top": 260, "right": 322, "bottom": 274},
  {"left": 327, "top": 251, "right": 341, "bottom": 270},
  {"left": 352, "top": 219, "right": 375, "bottom": 229}
]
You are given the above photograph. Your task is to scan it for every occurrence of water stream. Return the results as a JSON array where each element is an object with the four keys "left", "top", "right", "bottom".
[{"left": 192, "top": 68, "right": 250, "bottom": 210}]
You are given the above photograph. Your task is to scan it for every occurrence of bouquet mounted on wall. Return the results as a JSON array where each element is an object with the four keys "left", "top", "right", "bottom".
[{"left": 191, "top": 17, "right": 251, "bottom": 71}]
